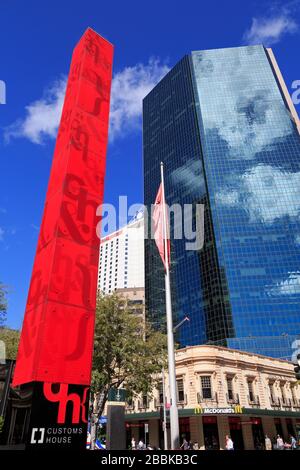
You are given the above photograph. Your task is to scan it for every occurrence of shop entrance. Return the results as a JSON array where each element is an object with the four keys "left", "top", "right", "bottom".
[
  {"left": 203, "top": 416, "right": 219, "bottom": 450},
  {"left": 179, "top": 417, "right": 190, "bottom": 445},
  {"left": 251, "top": 417, "right": 264, "bottom": 450},
  {"left": 286, "top": 418, "right": 295, "bottom": 438},
  {"left": 229, "top": 417, "right": 244, "bottom": 450},
  {"left": 274, "top": 418, "right": 284, "bottom": 439}
]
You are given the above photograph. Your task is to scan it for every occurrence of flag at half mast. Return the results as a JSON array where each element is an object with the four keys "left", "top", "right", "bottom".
[{"left": 152, "top": 183, "right": 170, "bottom": 270}]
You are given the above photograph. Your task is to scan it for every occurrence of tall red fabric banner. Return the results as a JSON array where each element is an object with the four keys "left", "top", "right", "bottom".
[
  {"left": 13, "top": 28, "right": 113, "bottom": 387},
  {"left": 153, "top": 183, "right": 170, "bottom": 270}
]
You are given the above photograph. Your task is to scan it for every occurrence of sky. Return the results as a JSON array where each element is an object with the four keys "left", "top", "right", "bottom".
[{"left": 0, "top": 0, "right": 299, "bottom": 329}]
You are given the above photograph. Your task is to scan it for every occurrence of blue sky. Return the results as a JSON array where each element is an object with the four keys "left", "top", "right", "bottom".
[{"left": 0, "top": 0, "right": 299, "bottom": 329}]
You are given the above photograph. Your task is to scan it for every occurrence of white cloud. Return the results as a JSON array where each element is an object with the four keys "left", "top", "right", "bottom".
[
  {"left": 4, "top": 58, "right": 169, "bottom": 145},
  {"left": 242, "top": 165, "right": 300, "bottom": 223},
  {"left": 215, "top": 190, "right": 239, "bottom": 207},
  {"left": 171, "top": 160, "right": 205, "bottom": 195},
  {"left": 4, "top": 77, "right": 66, "bottom": 144},
  {"left": 0, "top": 227, "right": 4, "bottom": 241},
  {"left": 271, "top": 271, "right": 300, "bottom": 296},
  {"left": 216, "top": 164, "right": 300, "bottom": 224},
  {"left": 109, "top": 58, "right": 169, "bottom": 140},
  {"left": 244, "top": 10, "right": 298, "bottom": 46},
  {"left": 192, "top": 48, "right": 294, "bottom": 161}
]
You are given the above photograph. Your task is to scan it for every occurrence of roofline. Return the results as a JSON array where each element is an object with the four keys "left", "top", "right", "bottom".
[
  {"left": 100, "top": 216, "right": 144, "bottom": 243},
  {"left": 175, "top": 344, "right": 293, "bottom": 365}
]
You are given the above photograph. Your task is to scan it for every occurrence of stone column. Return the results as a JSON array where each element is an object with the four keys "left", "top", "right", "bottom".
[
  {"left": 190, "top": 416, "right": 204, "bottom": 449},
  {"left": 241, "top": 416, "right": 254, "bottom": 450},
  {"left": 261, "top": 416, "right": 276, "bottom": 441},
  {"left": 217, "top": 415, "right": 230, "bottom": 450}
]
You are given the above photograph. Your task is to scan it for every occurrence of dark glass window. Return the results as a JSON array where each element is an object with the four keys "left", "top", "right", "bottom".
[
  {"left": 201, "top": 376, "right": 212, "bottom": 399},
  {"left": 248, "top": 380, "right": 254, "bottom": 402},
  {"left": 176, "top": 378, "right": 185, "bottom": 402},
  {"left": 227, "top": 377, "right": 233, "bottom": 400}
]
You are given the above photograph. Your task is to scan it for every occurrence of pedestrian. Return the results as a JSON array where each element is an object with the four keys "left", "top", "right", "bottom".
[
  {"left": 138, "top": 439, "right": 145, "bottom": 450},
  {"left": 180, "top": 437, "right": 189, "bottom": 450},
  {"left": 290, "top": 435, "right": 297, "bottom": 450},
  {"left": 131, "top": 437, "right": 136, "bottom": 450},
  {"left": 193, "top": 441, "right": 199, "bottom": 450},
  {"left": 225, "top": 435, "right": 234, "bottom": 450},
  {"left": 265, "top": 434, "right": 272, "bottom": 451},
  {"left": 276, "top": 435, "right": 284, "bottom": 450}
]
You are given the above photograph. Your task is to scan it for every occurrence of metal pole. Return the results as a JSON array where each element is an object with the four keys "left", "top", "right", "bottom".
[
  {"left": 162, "top": 368, "right": 168, "bottom": 450},
  {"left": 160, "top": 161, "right": 180, "bottom": 450}
]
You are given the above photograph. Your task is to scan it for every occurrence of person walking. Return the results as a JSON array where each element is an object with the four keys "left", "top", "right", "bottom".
[
  {"left": 138, "top": 439, "right": 145, "bottom": 450},
  {"left": 290, "top": 435, "right": 297, "bottom": 450},
  {"left": 131, "top": 437, "right": 136, "bottom": 450},
  {"left": 180, "top": 438, "right": 189, "bottom": 450},
  {"left": 265, "top": 434, "right": 272, "bottom": 450},
  {"left": 225, "top": 435, "right": 234, "bottom": 450},
  {"left": 276, "top": 435, "right": 284, "bottom": 450}
]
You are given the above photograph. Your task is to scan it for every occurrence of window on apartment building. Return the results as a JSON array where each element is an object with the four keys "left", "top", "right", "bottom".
[
  {"left": 269, "top": 382, "right": 275, "bottom": 401},
  {"left": 176, "top": 378, "right": 185, "bottom": 403},
  {"left": 201, "top": 376, "right": 212, "bottom": 399},
  {"left": 227, "top": 377, "right": 233, "bottom": 400},
  {"left": 291, "top": 385, "right": 298, "bottom": 404},
  {"left": 127, "top": 393, "right": 133, "bottom": 409},
  {"left": 142, "top": 394, "right": 148, "bottom": 408},
  {"left": 159, "top": 382, "right": 164, "bottom": 405},
  {"left": 247, "top": 379, "right": 254, "bottom": 402},
  {"left": 280, "top": 383, "right": 286, "bottom": 403}
]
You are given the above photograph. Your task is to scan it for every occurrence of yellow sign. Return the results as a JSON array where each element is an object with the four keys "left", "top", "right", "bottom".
[{"left": 194, "top": 405, "right": 243, "bottom": 415}]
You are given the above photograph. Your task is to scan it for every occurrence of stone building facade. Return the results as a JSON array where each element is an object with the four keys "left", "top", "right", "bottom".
[{"left": 124, "top": 345, "right": 300, "bottom": 449}]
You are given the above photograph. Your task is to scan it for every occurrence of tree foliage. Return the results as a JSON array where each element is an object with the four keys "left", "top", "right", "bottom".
[
  {"left": 0, "top": 328, "right": 20, "bottom": 360},
  {"left": 91, "top": 292, "right": 167, "bottom": 416},
  {"left": 0, "top": 282, "right": 7, "bottom": 327}
]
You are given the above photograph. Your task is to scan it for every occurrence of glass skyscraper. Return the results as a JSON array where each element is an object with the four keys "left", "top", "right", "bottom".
[{"left": 143, "top": 45, "right": 300, "bottom": 360}]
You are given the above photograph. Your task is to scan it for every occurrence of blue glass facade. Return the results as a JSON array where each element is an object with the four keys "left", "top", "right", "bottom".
[{"left": 143, "top": 46, "right": 300, "bottom": 360}]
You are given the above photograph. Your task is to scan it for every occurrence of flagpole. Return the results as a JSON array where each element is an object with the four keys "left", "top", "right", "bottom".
[
  {"left": 162, "top": 368, "right": 168, "bottom": 450},
  {"left": 160, "top": 161, "right": 180, "bottom": 450}
]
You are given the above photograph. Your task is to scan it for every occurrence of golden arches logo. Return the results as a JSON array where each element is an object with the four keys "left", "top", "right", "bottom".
[
  {"left": 233, "top": 405, "right": 242, "bottom": 414},
  {"left": 194, "top": 406, "right": 203, "bottom": 414}
]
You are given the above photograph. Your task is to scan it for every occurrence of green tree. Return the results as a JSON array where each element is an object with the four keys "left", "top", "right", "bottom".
[
  {"left": 0, "top": 327, "right": 20, "bottom": 360},
  {"left": 90, "top": 293, "right": 167, "bottom": 449},
  {"left": 0, "top": 282, "right": 7, "bottom": 327}
]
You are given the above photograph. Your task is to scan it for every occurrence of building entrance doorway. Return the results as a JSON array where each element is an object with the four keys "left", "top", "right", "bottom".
[
  {"left": 229, "top": 417, "right": 244, "bottom": 450},
  {"left": 251, "top": 417, "right": 264, "bottom": 450},
  {"left": 203, "top": 416, "right": 219, "bottom": 450},
  {"left": 274, "top": 418, "right": 284, "bottom": 439}
]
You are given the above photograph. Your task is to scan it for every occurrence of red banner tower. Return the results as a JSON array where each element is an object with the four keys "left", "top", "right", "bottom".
[{"left": 12, "top": 28, "right": 113, "bottom": 448}]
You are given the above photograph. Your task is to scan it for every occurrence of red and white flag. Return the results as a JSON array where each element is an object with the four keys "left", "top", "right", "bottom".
[{"left": 152, "top": 183, "right": 170, "bottom": 270}]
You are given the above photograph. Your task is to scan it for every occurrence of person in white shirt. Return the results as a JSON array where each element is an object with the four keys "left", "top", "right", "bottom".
[
  {"left": 138, "top": 439, "right": 145, "bottom": 450},
  {"left": 225, "top": 435, "right": 234, "bottom": 450},
  {"left": 276, "top": 435, "right": 284, "bottom": 450}
]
